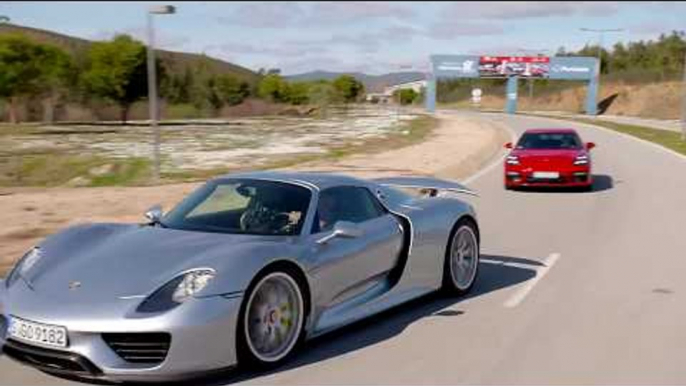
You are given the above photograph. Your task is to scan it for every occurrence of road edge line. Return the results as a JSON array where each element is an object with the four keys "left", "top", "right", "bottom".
[
  {"left": 462, "top": 118, "right": 518, "bottom": 185},
  {"left": 504, "top": 252, "right": 561, "bottom": 308}
]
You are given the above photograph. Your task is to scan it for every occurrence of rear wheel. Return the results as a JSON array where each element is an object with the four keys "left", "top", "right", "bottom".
[
  {"left": 237, "top": 269, "right": 305, "bottom": 369},
  {"left": 442, "top": 219, "right": 480, "bottom": 295}
]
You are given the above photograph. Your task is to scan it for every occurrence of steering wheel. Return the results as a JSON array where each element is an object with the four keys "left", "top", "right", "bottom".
[{"left": 240, "top": 207, "right": 293, "bottom": 233}]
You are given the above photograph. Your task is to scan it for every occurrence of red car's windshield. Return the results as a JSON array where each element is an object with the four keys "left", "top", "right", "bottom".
[{"left": 516, "top": 132, "right": 582, "bottom": 150}]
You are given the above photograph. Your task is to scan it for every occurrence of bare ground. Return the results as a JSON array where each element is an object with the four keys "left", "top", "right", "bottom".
[{"left": 0, "top": 113, "right": 508, "bottom": 275}]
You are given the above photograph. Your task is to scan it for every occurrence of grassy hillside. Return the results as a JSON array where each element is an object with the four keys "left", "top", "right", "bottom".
[
  {"left": 441, "top": 80, "right": 683, "bottom": 120},
  {"left": 0, "top": 23, "right": 258, "bottom": 83}
]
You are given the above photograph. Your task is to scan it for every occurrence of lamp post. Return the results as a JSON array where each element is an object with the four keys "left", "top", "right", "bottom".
[
  {"left": 681, "top": 48, "right": 686, "bottom": 141},
  {"left": 147, "top": 5, "right": 175, "bottom": 182},
  {"left": 580, "top": 28, "right": 623, "bottom": 81},
  {"left": 580, "top": 28, "right": 623, "bottom": 117}
]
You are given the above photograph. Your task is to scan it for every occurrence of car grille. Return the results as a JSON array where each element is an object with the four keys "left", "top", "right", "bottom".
[
  {"left": 526, "top": 176, "right": 566, "bottom": 184},
  {"left": 102, "top": 333, "right": 171, "bottom": 364},
  {"left": 3, "top": 339, "right": 102, "bottom": 376}
]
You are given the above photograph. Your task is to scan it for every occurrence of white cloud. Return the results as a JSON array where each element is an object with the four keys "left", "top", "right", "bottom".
[
  {"left": 441, "top": 2, "right": 621, "bottom": 20},
  {"left": 428, "top": 22, "right": 505, "bottom": 39},
  {"left": 217, "top": 1, "right": 415, "bottom": 28}
]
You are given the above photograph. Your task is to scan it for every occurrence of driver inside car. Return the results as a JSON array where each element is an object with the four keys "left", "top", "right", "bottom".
[
  {"left": 240, "top": 187, "right": 291, "bottom": 234},
  {"left": 317, "top": 192, "right": 339, "bottom": 232}
]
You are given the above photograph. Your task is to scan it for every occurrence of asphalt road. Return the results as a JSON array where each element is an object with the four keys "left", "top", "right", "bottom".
[{"left": 2, "top": 112, "right": 686, "bottom": 385}]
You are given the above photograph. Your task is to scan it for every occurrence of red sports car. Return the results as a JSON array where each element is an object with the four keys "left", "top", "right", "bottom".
[{"left": 504, "top": 129, "right": 595, "bottom": 190}]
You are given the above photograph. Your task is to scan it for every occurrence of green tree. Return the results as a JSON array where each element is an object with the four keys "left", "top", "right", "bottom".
[
  {"left": 214, "top": 75, "right": 250, "bottom": 107},
  {"left": 162, "top": 67, "right": 193, "bottom": 105},
  {"left": 81, "top": 34, "right": 152, "bottom": 123},
  {"left": 283, "top": 82, "right": 310, "bottom": 105},
  {"left": 257, "top": 74, "right": 289, "bottom": 102},
  {"left": 394, "top": 88, "right": 419, "bottom": 105},
  {"left": 0, "top": 34, "right": 72, "bottom": 123},
  {"left": 188, "top": 58, "right": 213, "bottom": 111},
  {"left": 307, "top": 81, "right": 337, "bottom": 116},
  {"left": 332, "top": 75, "right": 365, "bottom": 103},
  {"left": 40, "top": 45, "right": 75, "bottom": 123}
]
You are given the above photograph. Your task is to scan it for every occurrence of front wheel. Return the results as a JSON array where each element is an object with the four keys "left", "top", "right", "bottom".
[
  {"left": 237, "top": 269, "right": 305, "bottom": 369},
  {"left": 442, "top": 219, "right": 480, "bottom": 295}
]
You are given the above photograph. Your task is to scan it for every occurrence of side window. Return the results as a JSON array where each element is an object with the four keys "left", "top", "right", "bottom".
[{"left": 312, "top": 186, "right": 387, "bottom": 233}]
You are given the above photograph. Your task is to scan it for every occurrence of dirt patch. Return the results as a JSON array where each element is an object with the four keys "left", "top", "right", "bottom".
[{"left": 291, "top": 112, "right": 509, "bottom": 180}]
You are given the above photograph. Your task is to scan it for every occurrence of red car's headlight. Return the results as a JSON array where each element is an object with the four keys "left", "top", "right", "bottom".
[{"left": 574, "top": 155, "right": 589, "bottom": 165}]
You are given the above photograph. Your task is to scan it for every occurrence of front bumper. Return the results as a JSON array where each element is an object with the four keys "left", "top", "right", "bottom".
[
  {"left": 504, "top": 165, "right": 592, "bottom": 188},
  {"left": 0, "top": 294, "right": 243, "bottom": 382}
]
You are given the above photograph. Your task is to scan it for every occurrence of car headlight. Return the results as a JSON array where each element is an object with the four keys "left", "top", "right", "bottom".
[
  {"left": 137, "top": 268, "right": 215, "bottom": 313},
  {"left": 506, "top": 155, "right": 520, "bottom": 165},
  {"left": 6, "top": 247, "right": 41, "bottom": 288},
  {"left": 574, "top": 155, "right": 589, "bottom": 165}
]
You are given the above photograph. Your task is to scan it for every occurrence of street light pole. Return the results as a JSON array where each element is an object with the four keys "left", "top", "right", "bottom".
[
  {"left": 580, "top": 28, "right": 623, "bottom": 80},
  {"left": 681, "top": 47, "right": 686, "bottom": 141},
  {"left": 147, "top": 5, "right": 175, "bottom": 182},
  {"left": 580, "top": 28, "right": 623, "bottom": 118}
]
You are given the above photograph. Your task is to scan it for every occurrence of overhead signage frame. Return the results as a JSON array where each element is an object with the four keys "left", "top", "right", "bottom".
[{"left": 426, "top": 54, "right": 599, "bottom": 115}]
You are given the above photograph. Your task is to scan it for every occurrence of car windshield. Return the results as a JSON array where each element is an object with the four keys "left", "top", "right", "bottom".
[
  {"left": 516, "top": 132, "right": 582, "bottom": 150},
  {"left": 162, "top": 179, "right": 311, "bottom": 236}
]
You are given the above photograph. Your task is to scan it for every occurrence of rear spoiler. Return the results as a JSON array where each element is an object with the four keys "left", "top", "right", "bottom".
[{"left": 373, "top": 177, "right": 478, "bottom": 197}]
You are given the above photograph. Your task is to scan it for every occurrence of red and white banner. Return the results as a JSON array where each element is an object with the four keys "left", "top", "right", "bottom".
[{"left": 478, "top": 56, "right": 550, "bottom": 78}]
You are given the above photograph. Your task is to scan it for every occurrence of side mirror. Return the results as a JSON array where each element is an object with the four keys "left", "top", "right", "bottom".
[
  {"left": 316, "top": 221, "right": 363, "bottom": 244},
  {"left": 504, "top": 142, "right": 513, "bottom": 149},
  {"left": 586, "top": 142, "right": 596, "bottom": 150},
  {"left": 145, "top": 204, "right": 163, "bottom": 224}
]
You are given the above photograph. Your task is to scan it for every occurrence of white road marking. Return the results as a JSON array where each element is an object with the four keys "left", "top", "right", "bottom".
[
  {"left": 480, "top": 258, "right": 533, "bottom": 270},
  {"left": 462, "top": 118, "right": 518, "bottom": 185},
  {"left": 504, "top": 252, "right": 561, "bottom": 308}
]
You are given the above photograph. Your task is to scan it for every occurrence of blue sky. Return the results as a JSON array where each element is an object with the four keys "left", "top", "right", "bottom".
[{"left": 1, "top": 2, "right": 684, "bottom": 75}]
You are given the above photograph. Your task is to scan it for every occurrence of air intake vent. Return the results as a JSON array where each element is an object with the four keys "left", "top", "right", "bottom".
[{"left": 102, "top": 333, "right": 171, "bottom": 364}]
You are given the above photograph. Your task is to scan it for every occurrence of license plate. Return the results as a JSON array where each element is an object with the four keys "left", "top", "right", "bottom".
[
  {"left": 8, "top": 316, "right": 68, "bottom": 348},
  {"left": 532, "top": 171, "right": 560, "bottom": 179}
]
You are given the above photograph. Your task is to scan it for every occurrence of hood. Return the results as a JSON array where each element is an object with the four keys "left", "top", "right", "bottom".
[{"left": 17, "top": 224, "right": 291, "bottom": 304}]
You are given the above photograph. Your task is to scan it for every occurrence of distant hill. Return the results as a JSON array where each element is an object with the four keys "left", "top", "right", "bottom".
[
  {"left": 0, "top": 23, "right": 259, "bottom": 83},
  {"left": 286, "top": 71, "right": 426, "bottom": 92}
]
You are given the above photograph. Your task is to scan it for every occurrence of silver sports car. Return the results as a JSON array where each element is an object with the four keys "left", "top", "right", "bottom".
[{"left": 0, "top": 172, "right": 480, "bottom": 382}]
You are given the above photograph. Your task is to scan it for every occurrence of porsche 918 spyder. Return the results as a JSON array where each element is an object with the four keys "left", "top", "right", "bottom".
[{"left": 0, "top": 172, "right": 480, "bottom": 382}]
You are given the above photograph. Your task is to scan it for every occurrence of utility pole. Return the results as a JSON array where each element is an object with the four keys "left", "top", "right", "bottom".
[
  {"left": 147, "top": 5, "right": 175, "bottom": 182},
  {"left": 580, "top": 28, "right": 624, "bottom": 92},
  {"left": 681, "top": 47, "right": 686, "bottom": 141}
]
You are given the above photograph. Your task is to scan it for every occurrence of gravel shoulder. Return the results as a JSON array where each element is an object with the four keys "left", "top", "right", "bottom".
[{"left": 0, "top": 113, "right": 508, "bottom": 275}]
